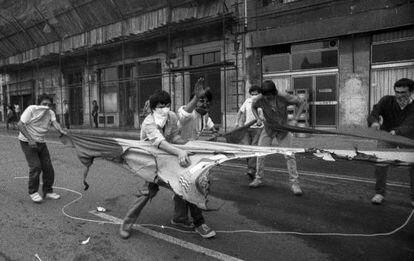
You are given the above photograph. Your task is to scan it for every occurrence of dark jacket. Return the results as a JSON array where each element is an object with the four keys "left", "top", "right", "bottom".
[{"left": 367, "top": 95, "right": 414, "bottom": 139}]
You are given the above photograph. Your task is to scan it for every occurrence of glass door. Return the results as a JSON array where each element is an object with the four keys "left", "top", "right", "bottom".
[{"left": 293, "top": 74, "right": 337, "bottom": 128}]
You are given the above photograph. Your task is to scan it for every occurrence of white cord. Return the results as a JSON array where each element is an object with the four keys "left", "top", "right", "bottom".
[{"left": 14, "top": 176, "right": 414, "bottom": 237}]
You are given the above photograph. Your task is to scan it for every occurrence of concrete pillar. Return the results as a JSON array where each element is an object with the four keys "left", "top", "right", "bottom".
[{"left": 338, "top": 35, "right": 371, "bottom": 128}]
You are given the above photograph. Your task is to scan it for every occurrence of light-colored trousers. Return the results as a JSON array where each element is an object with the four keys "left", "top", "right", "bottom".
[{"left": 255, "top": 130, "right": 299, "bottom": 185}]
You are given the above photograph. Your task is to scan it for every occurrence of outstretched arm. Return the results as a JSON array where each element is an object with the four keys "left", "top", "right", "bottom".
[
  {"left": 52, "top": 120, "right": 67, "bottom": 135},
  {"left": 158, "top": 140, "right": 191, "bottom": 167},
  {"left": 183, "top": 78, "right": 205, "bottom": 113}
]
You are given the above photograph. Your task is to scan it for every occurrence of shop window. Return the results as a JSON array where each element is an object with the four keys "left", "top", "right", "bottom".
[
  {"left": 138, "top": 60, "right": 161, "bottom": 76},
  {"left": 372, "top": 39, "right": 414, "bottom": 63},
  {"left": 262, "top": 40, "right": 338, "bottom": 73},
  {"left": 99, "top": 67, "right": 118, "bottom": 113},
  {"left": 137, "top": 60, "right": 162, "bottom": 125},
  {"left": 262, "top": 54, "right": 290, "bottom": 73},
  {"left": 190, "top": 51, "right": 220, "bottom": 66},
  {"left": 292, "top": 50, "right": 338, "bottom": 70}
]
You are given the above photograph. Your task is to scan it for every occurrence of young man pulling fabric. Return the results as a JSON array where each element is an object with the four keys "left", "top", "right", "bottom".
[
  {"left": 119, "top": 90, "right": 215, "bottom": 239},
  {"left": 368, "top": 78, "right": 414, "bottom": 207},
  {"left": 250, "top": 80, "right": 306, "bottom": 196},
  {"left": 17, "top": 93, "right": 67, "bottom": 203}
]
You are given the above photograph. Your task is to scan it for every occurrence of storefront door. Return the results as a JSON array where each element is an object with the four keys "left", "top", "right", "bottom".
[{"left": 293, "top": 74, "right": 338, "bottom": 128}]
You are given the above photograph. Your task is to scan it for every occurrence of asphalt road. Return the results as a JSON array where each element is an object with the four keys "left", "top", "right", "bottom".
[{"left": 0, "top": 129, "right": 413, "bottom": 261}]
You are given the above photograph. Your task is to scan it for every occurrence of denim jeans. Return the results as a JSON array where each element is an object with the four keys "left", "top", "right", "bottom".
[
  {"left": 240, "top": 128, "right": 262, "bottom": 175},
  {"left": 375, "top": 165, "right": 414, "bottom": 200},
  {"left": 255, "top": 131, "right": 299, "bottom": 185},
  {"left": 20, "top": 141, "right": 55, "bottom": 195},
  {"left": 173, "top": 195, "right": 204, "bottom": 227},
  {"left": 122, "top": 182, "right": 160, "bottom": 230}
]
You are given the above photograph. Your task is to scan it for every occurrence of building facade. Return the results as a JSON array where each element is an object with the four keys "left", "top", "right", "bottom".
[
  {"left": 0, "top": 0, "right": 246, "bottom": 131},
  {"left": 246, "top": 0, "right": 414, "bottom": 129},
  {"left": 1, "top": 0, "right": 413, "bottom": 131}
]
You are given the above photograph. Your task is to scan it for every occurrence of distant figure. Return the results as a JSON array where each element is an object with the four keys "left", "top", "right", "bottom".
[
  {"left": 368, "top": 78, "right": 414, "bottom": 207},
  {"left": 6, "top": 105, "right": 16, "bottom": 130},
  {"left": 91, "top": 100, "right": 99, "bottom": 128},
  {"left": 63, "top": 100, "right": 70, "bottom": 129},
  {"left": 14, "top": 104, "right": 21, "bottom": 121},
  {"left": 235, "top": 85, "right": 263, "bottom": 180}
]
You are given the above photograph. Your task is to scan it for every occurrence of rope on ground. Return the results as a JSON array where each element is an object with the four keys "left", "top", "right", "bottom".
[{"left": 14, "top": 176, "right": 413, "bottom": 237}]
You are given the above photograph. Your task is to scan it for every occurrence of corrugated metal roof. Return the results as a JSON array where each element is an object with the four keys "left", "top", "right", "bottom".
[{"left": 0, "top": 0, "right": 231, "bottom": 67}]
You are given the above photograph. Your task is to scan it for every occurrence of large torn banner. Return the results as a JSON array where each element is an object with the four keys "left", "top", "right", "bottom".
[{"left": 61, "top": 132, "right": 413, "bottom": 209}]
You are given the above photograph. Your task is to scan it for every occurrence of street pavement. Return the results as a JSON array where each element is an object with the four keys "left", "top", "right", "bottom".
[{"left": 0, "top": 128, "right": 413, "bottom": 261}]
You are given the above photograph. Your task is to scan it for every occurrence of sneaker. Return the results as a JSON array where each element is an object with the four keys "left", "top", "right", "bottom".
[
  {"left": 119, "top": 222, "right": 131, "bottom": 239},
  {"left": 45, "top": 192, "right": 60, "bottom": 200},
  {"left": 371, "top": 194, "right": 384, "bottom": 205},
  {"left": 171, "top": 219, "right": 195, "bottom": 229},
  {"left": 195, "top": 224, "right": 216, "bottom": 239},
  {"left": 30, "top": 192, "right": 43, "bottom": 203},
  {"left": 249, "top": 178, "right": 263, "bottom": 188},
  {"left": 291, "top": 184, "right": 303, "bottom": 196},
  {"left": 246, "top": 172, "right": 255, "bottom": 181}
]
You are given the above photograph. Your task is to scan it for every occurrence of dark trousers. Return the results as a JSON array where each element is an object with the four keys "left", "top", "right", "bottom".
[
  {"left": 93, "top": 116, "right": 98, "bottom": 128},
  {"left": 64, "top": 113, "right": 70, "bottom": 129},
  {"left": 173, "top": 195, "right": 204, "bottom": 227},
  {"left": 20, "top": 141, "right": 55, "bottom": 195},
  {"left": 122, "top": 182, "right": 205, "bottom": 229},
  {"left": 375, "top": 165, "right": 414, "bottom": 200}
]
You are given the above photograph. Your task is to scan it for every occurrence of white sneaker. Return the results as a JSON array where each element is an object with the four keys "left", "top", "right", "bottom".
[
  {"left": 249, "top": 178, "right": 264, "bottom": 188},
  {"left": 291, "top": 184, "right": 303, "bottom": 196},
  {"left": 371, "top": 194, "right": 384, "bottom": 205},
  {"left": 30, "top": 192, "right": 43, "bottom": 203},
  {"left": 45, "top": 192, "right": 61, "bottom": 200}
]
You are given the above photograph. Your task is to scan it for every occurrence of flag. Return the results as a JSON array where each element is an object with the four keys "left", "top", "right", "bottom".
[{"left": 61, "top": 131, "right": 413, "bottom": 209}]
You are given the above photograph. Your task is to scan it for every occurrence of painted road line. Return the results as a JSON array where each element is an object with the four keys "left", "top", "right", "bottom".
[
  {"left": 222, "top": 162, "right": 410, "bottom": 189},
  {"left": 90, "top": 210, "right": 245, "bottom": 261}
]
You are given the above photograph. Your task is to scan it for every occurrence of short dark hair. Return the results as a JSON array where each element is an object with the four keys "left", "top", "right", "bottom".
[
  {"left": 261, "top": 80, "right": 278, "bottom": 96},
  {"left": 37, "top": 93, "right": 53, "bottom": 105},
  {"left": 394, "top": 78, "right": 414, "bottom": 92},
  {"left": 249, "top": 85, "right": 261, "bottom": 94},
  {"left": 190, "top": 88, "right": 213, "bottom": 102},
  {"left": 149, "top": 90, "right": 171, "bottom": 110}
]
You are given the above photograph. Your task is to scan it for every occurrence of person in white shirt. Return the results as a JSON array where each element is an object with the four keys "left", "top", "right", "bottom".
[
  {"left": 176, "top": 78, "right": 216, "bottom": 238},
  {"left": 177, "top": 80, "right": 216, "bottom": 141},
  {"left": 17, "top": 94, "right": 67, "bottom": 203},
  {"left": 236, "top": 85, "right": 263, "bottom": 179}
]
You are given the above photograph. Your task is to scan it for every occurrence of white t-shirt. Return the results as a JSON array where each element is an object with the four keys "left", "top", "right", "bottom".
[
  {"left": 177, "top": 106, "right": 215, "bottom": 140},
  {"left": 239, "top": 97, "right": 263, "bottom": 128},
  {"left": 18, "top": 105, "right": 56, "bottom": 143}
]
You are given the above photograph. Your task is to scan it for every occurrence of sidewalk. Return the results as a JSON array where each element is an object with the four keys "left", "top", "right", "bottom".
[{"left": 0, "top": 121, "right": 378, "bottom": 150}]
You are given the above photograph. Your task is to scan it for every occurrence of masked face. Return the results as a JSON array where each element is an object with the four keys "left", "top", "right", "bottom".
[
  {"left": 395, "top": 86, "right": 412, "bottom": 109},
  {"left": 263, "top": 94, "right": 275, "bottom": 102},
  {"left": 153, "top": 105, "right": 170, "bottom": 128}
]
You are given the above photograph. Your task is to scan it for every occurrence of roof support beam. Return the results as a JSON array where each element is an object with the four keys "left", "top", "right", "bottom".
[{"left": 0, "top": 13, "right": 39, "bottom": 48}]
